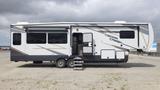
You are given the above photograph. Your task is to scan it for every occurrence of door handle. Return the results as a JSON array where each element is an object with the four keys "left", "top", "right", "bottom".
[{"left": 88, "top": 42, "right": 92, "bottom": 46}]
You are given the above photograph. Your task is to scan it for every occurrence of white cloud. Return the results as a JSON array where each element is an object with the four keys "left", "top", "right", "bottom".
[{"left": 0, "top": 0, "right": 160, "bottom": 45}]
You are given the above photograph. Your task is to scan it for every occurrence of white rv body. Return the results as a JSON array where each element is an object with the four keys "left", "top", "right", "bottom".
[{"left": 10, "top": 22, "right": 154, "bottom": 66}]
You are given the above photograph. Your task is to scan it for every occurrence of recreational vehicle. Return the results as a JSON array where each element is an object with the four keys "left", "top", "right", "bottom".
[{"left": 10, "top": 22, "right": 154, "bottom": 68}]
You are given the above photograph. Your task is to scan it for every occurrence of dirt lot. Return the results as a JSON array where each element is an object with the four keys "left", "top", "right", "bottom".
[{"left": 0, "top": 51, "right": 160, "bottom": 90}]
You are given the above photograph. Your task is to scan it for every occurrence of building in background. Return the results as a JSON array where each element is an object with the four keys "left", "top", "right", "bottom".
[{"left": 157, "top": 42, "right": 160, "bottom": 53}]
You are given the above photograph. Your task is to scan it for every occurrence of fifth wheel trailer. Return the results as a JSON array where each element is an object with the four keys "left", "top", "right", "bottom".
[{"left": 10, "top": 22, "right": 154, "bottom": 68}]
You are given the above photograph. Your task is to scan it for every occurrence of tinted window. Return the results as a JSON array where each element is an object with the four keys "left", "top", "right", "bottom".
[
  {"left": 120, "top": 31, "right": 135, "bottom": 39},
  {"left": 48, "top": 33, "right": 67, "bottom": 44},
  {"left": 13, "top": 33, "right": 21, "bottom": 45},
  {"left": 27, "top": 33, "right": 46, "bottom": 44}
]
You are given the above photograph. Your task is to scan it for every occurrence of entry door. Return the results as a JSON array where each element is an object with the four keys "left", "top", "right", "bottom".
[{"left": 83, "top": 33, "right": 93, "bottom": 55}]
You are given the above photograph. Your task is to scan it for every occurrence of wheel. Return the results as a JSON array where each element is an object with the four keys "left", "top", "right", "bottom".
[
  {"left": 67, "top": 59, "right": 74, "bottom": 68},
  {"left": 33, "top": 61, "right": 43, "bottom": 64},
  {"left": 56, "top": 59, "right": 66, "bottom": 68}
]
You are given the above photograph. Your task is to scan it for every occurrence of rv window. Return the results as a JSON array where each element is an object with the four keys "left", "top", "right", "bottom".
[
  {"left": 13, "top": 33, "right": 21, "bottom": 45},
  {"left": 27, "top": 33, "right": 46, "bottom": 44},
  {"left": 48, "top": 33, "right": 67, "bottom": 44},
  {"left": 120, "top": 31, "right": 135, "bottom": 39}
]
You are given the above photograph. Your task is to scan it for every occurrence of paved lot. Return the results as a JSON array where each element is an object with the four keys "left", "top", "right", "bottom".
[{"left": 0, "top": 51, "right": 160, "bottom": 90}]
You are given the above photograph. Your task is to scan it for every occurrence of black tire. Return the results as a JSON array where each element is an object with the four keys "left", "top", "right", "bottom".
[
  {"left": 56, "top": 59, "right": 66, "bottom": 68},
  {"left": 67, "top": 59, "right": 74, "bottom": 68},
  {"left": 33, "top": 61, "right": 43, "bottom": 64}
]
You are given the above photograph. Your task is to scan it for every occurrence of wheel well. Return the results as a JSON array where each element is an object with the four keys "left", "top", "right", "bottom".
[{"left": 56, "top": 58, "right": 66, "bottom": 62}]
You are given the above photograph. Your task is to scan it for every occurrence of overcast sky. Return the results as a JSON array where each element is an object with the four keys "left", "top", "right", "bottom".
[{"left": 0, "top": 0, "right": 160, "bottom": 45}]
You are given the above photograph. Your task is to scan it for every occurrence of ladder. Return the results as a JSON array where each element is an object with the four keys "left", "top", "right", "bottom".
[{"left": 73, "top": 57, "right": 84, "bottom": 70}]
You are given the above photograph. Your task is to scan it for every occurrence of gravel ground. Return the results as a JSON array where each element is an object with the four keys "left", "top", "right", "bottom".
[{"left": 0, "top": 51, "right": 160, "bottom": 90}]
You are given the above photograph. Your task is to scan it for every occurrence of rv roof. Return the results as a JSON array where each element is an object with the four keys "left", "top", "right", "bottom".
[{"left": 11, "top": 22, "right": 150, "bottom": 26}]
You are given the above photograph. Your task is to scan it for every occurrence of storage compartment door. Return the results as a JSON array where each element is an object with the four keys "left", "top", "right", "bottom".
[
  {"left": 101, "top": 50, "right": 115, "bottom": 59},
  {"left": 116, "top": 51, "right": 125, "bottom": 59}
]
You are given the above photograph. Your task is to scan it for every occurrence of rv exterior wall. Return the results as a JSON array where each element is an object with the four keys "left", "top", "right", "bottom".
[{"left": 11, "top": 29, "right": 71, "bottom": 56}]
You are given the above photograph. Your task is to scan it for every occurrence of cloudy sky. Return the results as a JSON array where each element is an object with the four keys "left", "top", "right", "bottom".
[{"left": 0, "top": 0, "right": 160, "bottom": 45}]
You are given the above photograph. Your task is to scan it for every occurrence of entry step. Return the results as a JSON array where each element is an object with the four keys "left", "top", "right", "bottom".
[
  {"left": 73, "top": 56, "right": 84, "bottom": 70},
  {"left": 74, "top": 64, "right": 83, "bottom": 66},
  {"left": 74, "top": 61, "right": 84, "bottom": 63}
]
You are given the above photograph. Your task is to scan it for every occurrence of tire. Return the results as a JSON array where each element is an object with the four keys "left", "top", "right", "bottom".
[
  {"left": 67, "top": 59, "right": 74, "bottom": 68},
  {"left": 33, "top": 61, "right": 43, "bottom": 64},
  {"left": 56, "top": 59, "right": 66, "bottom": 68}
]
